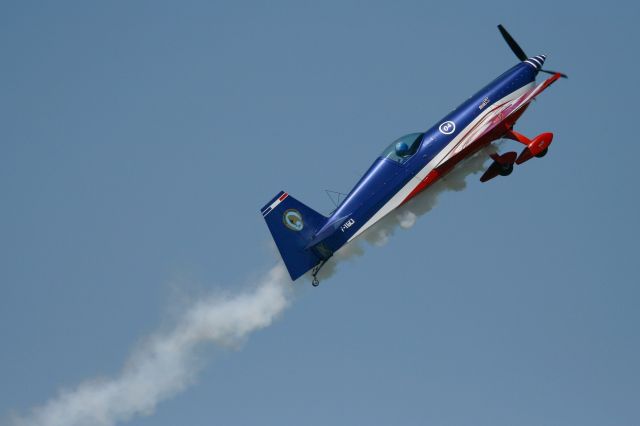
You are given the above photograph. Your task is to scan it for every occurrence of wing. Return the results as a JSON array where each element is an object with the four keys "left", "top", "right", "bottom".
[
  {"left": 499, "top": 73, "right": 563, "bottom": 126},
  {"left": 437, "top": 73, "right": 563, "bottom": 167}
]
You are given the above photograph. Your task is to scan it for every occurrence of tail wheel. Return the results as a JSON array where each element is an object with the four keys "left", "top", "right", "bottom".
[{"left": 535, "top": 148, "right": 548, "bottom": 158}]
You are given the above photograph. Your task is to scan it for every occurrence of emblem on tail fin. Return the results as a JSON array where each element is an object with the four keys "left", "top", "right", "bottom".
[{"left": 283, "top": 209, "right": 304, "bottom": 231}]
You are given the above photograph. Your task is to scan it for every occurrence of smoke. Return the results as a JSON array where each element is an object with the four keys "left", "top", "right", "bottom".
[
  {"left": 11, "top": 263, "right": 292, "bottom": 426},
  {"left": 363, "top": 144, "right": 498, "bottom": 245},
  {"left": 314, "top": 144, "right": 498, "bottom": 280},
  {"left": 11, "top": 145, "right": 498, "bottom": 426}
]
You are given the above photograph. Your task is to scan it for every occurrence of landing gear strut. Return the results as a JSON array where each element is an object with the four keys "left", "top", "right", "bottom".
[{"left": 311, "top": 259, "right": 330, "bottom": 287}]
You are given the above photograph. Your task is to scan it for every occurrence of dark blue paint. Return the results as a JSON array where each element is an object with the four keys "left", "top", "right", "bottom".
[
  {"left": 262, "top": 60, "right": 541, "bottom": 280},
  {"left": 313, "top": 62, "right": 538, "bottom": 253}
]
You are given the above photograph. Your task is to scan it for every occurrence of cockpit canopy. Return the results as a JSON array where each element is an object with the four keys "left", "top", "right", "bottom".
[{"left": 380, "top": 132, "right": 424, "bottom": 164}]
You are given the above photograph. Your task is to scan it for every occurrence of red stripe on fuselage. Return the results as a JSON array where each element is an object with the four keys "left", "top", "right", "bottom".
[
  {"left": 400, "top": 103, "right": 531, "bottom": 205},
  {"left": 402, "top": 170, "right": 440, "bottom": 204}
]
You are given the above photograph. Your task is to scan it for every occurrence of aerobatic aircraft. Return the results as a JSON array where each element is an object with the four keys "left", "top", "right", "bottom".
[{"left": 261, "top": 25, "right": 566, "bottom": 286}]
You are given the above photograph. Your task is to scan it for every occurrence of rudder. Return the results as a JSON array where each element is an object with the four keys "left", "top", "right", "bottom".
[{"left": 260, "top": 191, "right": 327, "bottom": 281}]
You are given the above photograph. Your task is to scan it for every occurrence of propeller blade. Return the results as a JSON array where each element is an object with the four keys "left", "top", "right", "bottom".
[
  {"left": 541, "top": 69, "right": 569, "bottom": 79},
  {"left": 497, "top": 24, "right": 528, "bottom": 61}
]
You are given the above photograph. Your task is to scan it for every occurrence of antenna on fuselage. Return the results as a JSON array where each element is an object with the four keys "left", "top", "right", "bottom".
[{"left": 324, "top": 189, "right": 348, "bottom": 213}]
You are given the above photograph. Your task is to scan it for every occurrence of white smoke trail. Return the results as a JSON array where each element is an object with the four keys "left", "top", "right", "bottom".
[
  {"left": 363, "top": 144, "right": 499, "bottom": 245},
  {"left": 11, "top": 145, "right": 499, "bottom": 425},
  {"left": 314, "top": 144, "right": 498, "bottom": 280},
  {"left": 11, "top": 263, "right": 291, "bottom": 426}
]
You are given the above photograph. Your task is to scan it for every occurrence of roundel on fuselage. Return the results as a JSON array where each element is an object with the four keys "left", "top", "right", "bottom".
[{"left": 439, "top": 121, "right": 456, "bottom": 135}]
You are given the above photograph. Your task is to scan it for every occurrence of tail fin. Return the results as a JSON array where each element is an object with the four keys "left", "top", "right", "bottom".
[{"left": 260, "top": 191, "right": 327, "bottom": 281}]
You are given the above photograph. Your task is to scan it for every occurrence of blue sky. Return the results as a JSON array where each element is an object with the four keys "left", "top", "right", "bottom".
[{"left": 2, "top": 1, "right": 639, "bottom": 425}]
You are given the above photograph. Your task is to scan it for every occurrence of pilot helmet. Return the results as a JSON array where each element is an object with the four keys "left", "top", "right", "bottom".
[{"left": 395, "top": 141, "right": 410, "bottom": 157}]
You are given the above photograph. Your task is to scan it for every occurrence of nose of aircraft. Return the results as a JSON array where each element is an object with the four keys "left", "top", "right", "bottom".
[{"left": 524, "top": 54, "right": 547, "bottom": 71}]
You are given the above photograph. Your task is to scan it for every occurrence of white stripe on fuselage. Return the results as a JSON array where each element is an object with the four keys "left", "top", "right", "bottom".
[{"left": 347, "top": 82, "right": 535, "bottom": 242}]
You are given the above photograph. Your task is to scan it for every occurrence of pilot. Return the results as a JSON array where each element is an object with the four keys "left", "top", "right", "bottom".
[{"left": 395, "top": 141, "right": 410, "bottom": 157}]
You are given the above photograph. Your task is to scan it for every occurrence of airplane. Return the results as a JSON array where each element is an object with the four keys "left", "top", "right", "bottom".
[{"left": 260, "top": 25, "right": 566, "bottom": 286}]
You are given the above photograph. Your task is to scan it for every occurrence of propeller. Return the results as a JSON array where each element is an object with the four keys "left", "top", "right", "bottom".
[
  {"left": 497, "top": 24, "right": 567, "bottom": 79},
  {"left": 497, "top": 24, "right": 527, "bottom": 61}
]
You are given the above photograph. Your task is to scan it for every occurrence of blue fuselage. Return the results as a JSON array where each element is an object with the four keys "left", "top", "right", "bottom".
[{"left": 308, "top": 61, "right": 539, "bottom": 257}]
